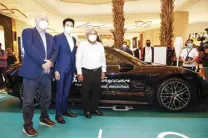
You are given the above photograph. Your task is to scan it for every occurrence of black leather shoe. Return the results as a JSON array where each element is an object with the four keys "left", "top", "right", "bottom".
[
  {"left": 55, "top": 115, "right": 65, "bottom": 124},
  {"left": 63, "top": 111, "right": 77, "bottom": 117},
  {"left": 92, "top": 110, "right": 103, "bottom": 116},
  {"left": 85, "top": 112, "right": 91, "bottom": 119}
]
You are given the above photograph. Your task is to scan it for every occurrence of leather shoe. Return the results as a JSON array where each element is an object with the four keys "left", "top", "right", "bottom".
[
  {"left": 85, "top": 112, "right": 91, "bottom": 119},
  {"left": 92, "top": 110, "right": 103, "bottom": 116},
  {"left": 40, "top": 117, "right": 56, "bottom": 127},
  {"left": 63, "top": 111, "right": 77, "bottom": 117},
  {"left": 55, "top": 115, "right": 65, "bottom": 124},
  {"left": 23, "top": 127, "right": 37, "bottom": 137}
]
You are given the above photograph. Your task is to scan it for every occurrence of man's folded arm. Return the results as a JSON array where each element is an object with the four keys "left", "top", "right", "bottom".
[
  {"left": 101, "top": 46, "right": 107, "bottom": 72},
  {"left": 76, "top": 44, "right": 83, "bottom": 74}
]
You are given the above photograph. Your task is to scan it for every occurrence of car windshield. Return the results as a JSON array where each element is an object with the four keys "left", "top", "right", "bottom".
[{"left": 112, "top": 48, "right": 146, "bottom": 65}]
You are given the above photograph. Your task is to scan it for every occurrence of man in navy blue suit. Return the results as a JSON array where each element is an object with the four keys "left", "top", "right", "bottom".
[
  {"left": 54, "top": 18, "right": 77, "bottom": 124},
  {"left": 18, "top": 13, "right": 57, "bottom": 136}
]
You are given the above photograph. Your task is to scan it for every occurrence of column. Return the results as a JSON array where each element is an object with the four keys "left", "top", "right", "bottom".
[
  {"left": 139, "top": 33, "right": 143, "bottom": 48},
  {"left": 12, "top": 19, "right": 18, "bottom": 60},
  {"left": 173, "top": 12, "right": 189, "bottom": 43}
]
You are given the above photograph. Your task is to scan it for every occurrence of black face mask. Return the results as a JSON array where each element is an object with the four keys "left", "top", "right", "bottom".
[{"left": 146, "top": 43, "right": 150, "bottom": 46}]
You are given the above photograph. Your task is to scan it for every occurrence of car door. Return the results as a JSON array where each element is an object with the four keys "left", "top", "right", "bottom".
[
  {"left": 101, "top": 50, "right": 147, "bottom": 103},
  {"left": 119, "top": 62, "right": 147, "bottom": 102}
]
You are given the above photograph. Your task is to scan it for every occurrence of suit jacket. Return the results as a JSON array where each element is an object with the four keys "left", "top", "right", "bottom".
[
  {"left": 141, "top": 46, "right": 154, "bottom": 62},
  {"left": 54, "top": 33, "right": 76, "bottom": 74},
  {"left": 120, "top": 47, "right": 133, "bottom": 55},
  {"left": 18, "top": 28, "right": 57, "bottom": 80},
  {"left": 134, "top": 48, "right": 142, "bottom": 59}
]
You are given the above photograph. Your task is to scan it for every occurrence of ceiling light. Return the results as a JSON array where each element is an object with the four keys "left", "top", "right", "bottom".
[
  {"left": 125, "top": 25, "right": 137, "bottom": 29},
  {"left": 135, "top": 21, "right": 152, "bottom": 28}
]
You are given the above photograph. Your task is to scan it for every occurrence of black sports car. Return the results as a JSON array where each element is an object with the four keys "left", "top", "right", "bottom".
[{"left": 5, "top": 47, "right": 208, "bottom": 111}]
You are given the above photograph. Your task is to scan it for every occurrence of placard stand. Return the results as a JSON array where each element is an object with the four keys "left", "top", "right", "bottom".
[
  {"left": 174, "top": 37, "right": 183, "bottom": 67},
  {"left": 153, "top": 45, "right": 167, "bottom": 65}
]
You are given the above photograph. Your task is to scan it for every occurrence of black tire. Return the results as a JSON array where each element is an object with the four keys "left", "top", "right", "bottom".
[
  {"left": 19, "top": 83, "right": 41, "bottom": 107},
  {"left": 156, "top": 78, "right": 196, "bottom": 112}
]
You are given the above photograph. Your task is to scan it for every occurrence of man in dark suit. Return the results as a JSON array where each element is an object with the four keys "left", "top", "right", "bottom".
[
  {"left": 141, "top": 40, "right": 154, "bottom": 64},
  {"left": 134, "top": 47, "right": 142, "bottom": 60},
  {"left": 54, "top": 18, "right": 77, "bottom": 124},
  {"left": 18, "top": 13, "right": 57, "bottom": 136},
  {"left": 120, "top": 42, "right": 133, "bottom": 55}
]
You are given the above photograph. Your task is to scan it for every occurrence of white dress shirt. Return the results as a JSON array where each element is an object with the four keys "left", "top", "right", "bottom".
[
  {"left": 64, "top": 33, "right": 74, "bottom": 51},
  {"left": 144, "top": 46, "right": 152, "bottom": 63},
  {"left": 76, "top": 41, "right": 106, "bottom": 74},
  {"left": 180, "top": 47, "right": 199, "bottom": 67},
  {"left": 37, "top": 27, "right": 47, "bottom": 59}
]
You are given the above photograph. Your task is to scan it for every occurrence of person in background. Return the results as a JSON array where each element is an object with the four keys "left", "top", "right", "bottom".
[
  {"left": 197, "top": 44, "right": 204, "bottom": 72},
  {"left": 76, "top": 28, "right": 106, "bottom": 119},
  {"left": 6, "top": 48, "right": 17, "bottom": 67},
  {"left": 142, "top": 40, "right": 154, "bottom": 64},
  {"left": 0, "top": 43, "right": 7, "bottom": 89},
  {"left": 18, "top": 13, "right": 57, "bottom": 136},
  {"left": 54, "top": 18, "right": 77, "bottom": 124},
  {"left": 180, "top": 39, "right": 198, "bottom": 71},
  {"left": 167, "top": 45, "right": 175, "bottom": 66},
  {"left": 120, "top": 42, "right": 133, "bottom": 55},
  {"left": 96, "top": 35, "right": 102, "bottom": 43},
  {"left": 202, "top": 43, "right": 208, "bottom": 80},
  {"left": 134, "top": 43, "right": 142, "bottom": 60}
]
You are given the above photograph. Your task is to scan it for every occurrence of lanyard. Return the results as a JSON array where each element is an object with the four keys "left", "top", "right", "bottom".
[{"left": 186, "top": 48, "right": 193, "bottom": 57}]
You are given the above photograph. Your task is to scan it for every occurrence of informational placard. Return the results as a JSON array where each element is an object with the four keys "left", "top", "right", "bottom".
[{"left": 153, "top": 46, "right": 167, "bottom": 65}]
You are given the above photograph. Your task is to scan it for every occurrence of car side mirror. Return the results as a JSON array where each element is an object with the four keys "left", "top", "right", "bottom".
[{"left": 119, "top": 63, "right": 134, "bottom": 72}]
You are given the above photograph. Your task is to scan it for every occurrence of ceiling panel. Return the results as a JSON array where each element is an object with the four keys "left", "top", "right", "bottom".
[
  {"left": 61, "top": 0, "right": 136, "bottom": 4},
  {"left": 34, "top": 0, "right": 188, "bottom": 16},
  {"left": 0, "top": 0, "right": 207, "bottom": 34}
]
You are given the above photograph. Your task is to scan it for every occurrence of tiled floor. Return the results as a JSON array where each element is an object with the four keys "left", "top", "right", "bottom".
[{"left": 1, "top": 94, "right": 208, "bottom": 138}]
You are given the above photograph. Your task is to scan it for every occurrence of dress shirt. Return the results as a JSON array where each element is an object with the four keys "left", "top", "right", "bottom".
[
  {"left": 144, "top": 46, "right": 152, "bottom": 63},
  {"left": 76, "top": 41, "right": 106, "bottom": 74},
  {"left": 36, "top": 27, "right": 47, "bottom": 59},
  {"left": 64, "top": 33, "right": 74, "bottom": 51}
]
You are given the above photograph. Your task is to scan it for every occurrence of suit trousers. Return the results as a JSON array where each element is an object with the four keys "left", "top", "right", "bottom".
[
  {"left": 23, "top": 73, "right": 51, "bottom": 129},
  {"left": 80, "top": 67, "right": 102, "bottom": 113},
  {"left": 56, "top": 71, "right": 74, "bottom": 115}
]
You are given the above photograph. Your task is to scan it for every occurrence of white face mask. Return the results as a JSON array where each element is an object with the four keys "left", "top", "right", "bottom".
[
  {"left": 88, "top": 35, "right": 97, "bottom": 42},
  {"left": 38, "top": 20, "right": 48, "bottom": 30},
  {"left": 122, "top": 44, "right": 127, "bottom": 48},
  {"left": 64, "top": 26, "right": 73, "bottom": 35},
  {"left": 187, "top": 43, "right": 193, "bottom": 48}
]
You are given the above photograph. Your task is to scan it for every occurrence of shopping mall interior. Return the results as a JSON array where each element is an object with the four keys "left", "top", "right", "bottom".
[{"left": 0, "top": 0, "right": 208, "bottom": 138}]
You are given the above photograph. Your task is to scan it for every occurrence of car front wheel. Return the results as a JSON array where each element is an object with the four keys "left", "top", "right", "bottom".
[
  {"left": 156, "top": 78, "right": 195, "bottom": 111},
  {"left": 19, "top": 84, "right": 41, "bottom": 107}
]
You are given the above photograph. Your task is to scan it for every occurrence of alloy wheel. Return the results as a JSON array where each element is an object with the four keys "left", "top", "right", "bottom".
[{"left": 160, "top": 81, "right": 190, "bottom": 111}]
